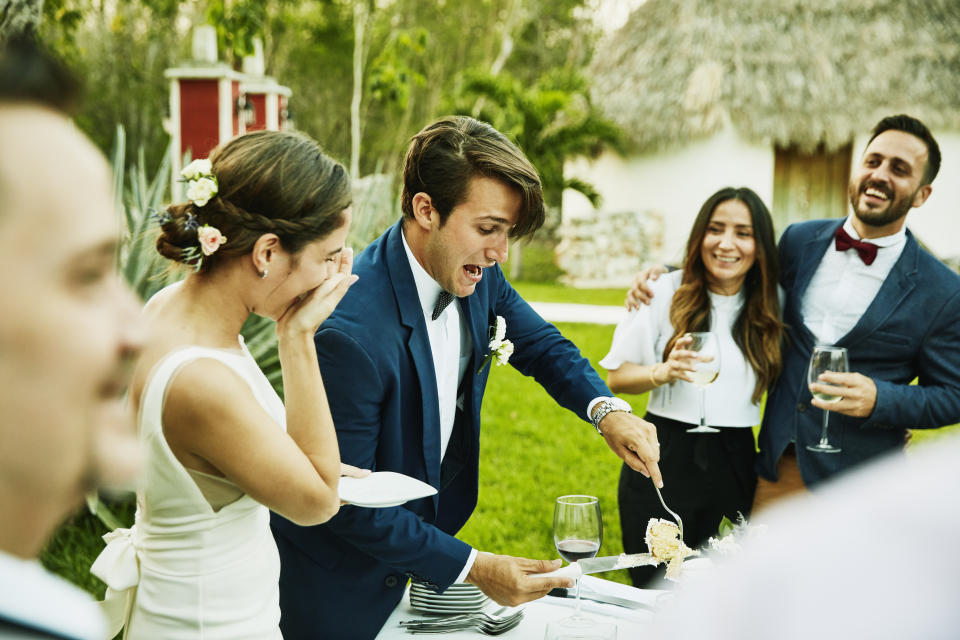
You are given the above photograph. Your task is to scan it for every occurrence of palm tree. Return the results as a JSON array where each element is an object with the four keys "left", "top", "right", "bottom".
[{"left": 451, "top": 69, "right": 623, "bottom": 278}]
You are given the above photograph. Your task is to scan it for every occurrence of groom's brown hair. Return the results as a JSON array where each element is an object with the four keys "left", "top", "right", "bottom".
[{"left": 400, "top": 115, "right": 545, "bottom": 239}]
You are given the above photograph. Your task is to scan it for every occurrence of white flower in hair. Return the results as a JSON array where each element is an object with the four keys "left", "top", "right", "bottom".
[
  {"left": 181, "top": 158, "right": 213, "bottom": 181},
  {"left": 186, "top": 176, "right": 218, "bottom": 207}
]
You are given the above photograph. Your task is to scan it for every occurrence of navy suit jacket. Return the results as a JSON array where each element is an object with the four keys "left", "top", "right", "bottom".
[
  {"left": 271, "top": 221, "right": 609, "bottom": 639},
  {"left": 757, "top": 219, "right": 960, "bottom": 486}
]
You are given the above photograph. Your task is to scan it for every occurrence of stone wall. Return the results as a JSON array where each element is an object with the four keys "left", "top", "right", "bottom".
[{"left": 555, "top": 208, "right": 665, "bottom": 288}]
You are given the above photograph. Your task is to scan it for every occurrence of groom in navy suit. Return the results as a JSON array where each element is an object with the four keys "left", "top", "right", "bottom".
[
  {"left": 755, "top": 114, "right": 960, "bottom": 500},
  {"left": 271, "top": 116, "right": 663, "bottom": 639}
]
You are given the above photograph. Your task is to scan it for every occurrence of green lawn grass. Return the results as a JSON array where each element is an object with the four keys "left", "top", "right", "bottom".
[
  {"left": 511, "top": 281, "right": 626, "bottom": 307},
  {"left": 459, "top": 321, "right": 643, "bottom": 586}
]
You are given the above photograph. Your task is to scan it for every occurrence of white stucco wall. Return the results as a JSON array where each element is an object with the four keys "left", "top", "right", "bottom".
[
  {"left": 850, "top": 130, "right": 960, "bottom": 264},
  {"left": 563, "top": 124, "right": 774, "bottom": 266},
  {"left": 564, "top": 125, "right": 960, "bottom": 272}
]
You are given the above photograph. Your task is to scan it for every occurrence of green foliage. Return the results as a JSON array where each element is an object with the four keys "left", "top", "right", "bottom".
[
  {"left": 366, "top": 28, "right": 429, "bottom": 110},
  {"left": 716, "top": 515, "right": 736, "bottom": 538},
  {"left": 450, "top": 69, "right": 623, "bottom": 212},
  {"left": 40, "top": 0, "right": 191, "bottom": 173},
  {"left": 206, "top": 0, "right": 267, "bottom": 63}
]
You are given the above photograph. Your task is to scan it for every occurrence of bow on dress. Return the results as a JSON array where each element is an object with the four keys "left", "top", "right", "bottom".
[{"left": 90, "top": 527, "right": 140, "bottom": 637}]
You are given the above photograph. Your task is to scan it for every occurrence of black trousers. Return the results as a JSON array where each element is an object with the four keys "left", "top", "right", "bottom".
[{"left": 618, "top": 412, "right": 757, "bottom": 587}]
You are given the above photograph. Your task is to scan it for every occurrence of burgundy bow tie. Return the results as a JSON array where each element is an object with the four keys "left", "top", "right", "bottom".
[{"left": 834, "top": 226, "right": 878, "bottom": 265}]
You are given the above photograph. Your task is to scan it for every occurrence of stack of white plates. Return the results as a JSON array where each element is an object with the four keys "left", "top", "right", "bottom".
[{"left": 409, "top": 582, "right": 489, "bottom": 614}]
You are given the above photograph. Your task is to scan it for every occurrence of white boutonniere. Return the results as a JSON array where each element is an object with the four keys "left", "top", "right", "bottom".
[{"left": 477, "top": 315, "right": 513, "bottom": 373}]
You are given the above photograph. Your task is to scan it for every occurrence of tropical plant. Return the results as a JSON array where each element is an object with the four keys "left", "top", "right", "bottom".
[
  {"left": 447, "top": 68, "right": 624, "bottom": 278},
  {"left": 452, "top": 69, "right": 623, "bottom": 212}
]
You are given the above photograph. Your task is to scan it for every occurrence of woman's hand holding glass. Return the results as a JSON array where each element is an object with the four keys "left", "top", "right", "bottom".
[{"left": 656, "top": 334, "right": 712, "bottom": 385}]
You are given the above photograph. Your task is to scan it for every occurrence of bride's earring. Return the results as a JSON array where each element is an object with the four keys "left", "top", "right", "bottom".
[{"left": 260, "top": 269, "right": 268, "bottom": 279}]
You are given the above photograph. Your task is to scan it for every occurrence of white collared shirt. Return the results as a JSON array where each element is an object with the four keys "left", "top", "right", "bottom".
[
  {"left": 801, "top": 216, "right": 907, "bottom": 345},
  {"left": 401, "top": 231, "right": 473, "bottom": 460},
  {"left": 401, "top": 230, "right": 478, "bottom": 582},
  {"left": 0, "top": 548, "right": 107, "bottom": 639}
]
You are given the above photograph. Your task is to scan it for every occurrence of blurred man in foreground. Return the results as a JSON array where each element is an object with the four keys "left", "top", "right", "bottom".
[{"left": 0, "top": 38, "right": 142, "bottom": 639}]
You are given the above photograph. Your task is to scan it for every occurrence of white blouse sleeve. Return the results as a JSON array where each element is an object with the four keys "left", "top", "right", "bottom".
[{"left": 599, "top": 272, "right": 679, "bottom": 371}]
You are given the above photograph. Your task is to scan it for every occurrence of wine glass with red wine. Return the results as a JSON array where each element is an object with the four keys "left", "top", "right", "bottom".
[{"left": 553, "top": 495, "right": 602, "bottom": 618}]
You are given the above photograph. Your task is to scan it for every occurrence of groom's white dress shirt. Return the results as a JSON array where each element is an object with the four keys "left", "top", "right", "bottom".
[{"left": 402, "top": 231, "right": 478, "bottom": 583}]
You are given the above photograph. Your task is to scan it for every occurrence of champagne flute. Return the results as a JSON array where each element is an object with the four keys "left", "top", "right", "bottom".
[
  {"left": 553, "top": 495, "right": 602, "bottom": 619},
  {"left": 685, "top": 332, "right": 721, "bottom": 433},
  {"left": 806, "top": 345, "right": 847, "bottom": 453}
]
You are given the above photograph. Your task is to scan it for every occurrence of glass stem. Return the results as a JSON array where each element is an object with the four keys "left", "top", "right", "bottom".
[
  {"left": 819, "top": 409, "right": 831, "bottom": 446},
  {"left": 574, "top": 576, "right": 582, "bottom": 616},
  {"left": 699, "top": 387, "right": 707, "bottom": 429}
]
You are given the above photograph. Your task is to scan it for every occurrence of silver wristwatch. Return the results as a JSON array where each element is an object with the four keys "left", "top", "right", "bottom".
[{"left": 590, "top": 397, "right": 633, "bottom": 435}]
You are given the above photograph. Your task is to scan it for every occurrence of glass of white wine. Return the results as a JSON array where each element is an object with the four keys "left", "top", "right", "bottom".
[
  {"left": 806, "top": 345, "right": 848, "bottom": 453},
  {"left": 685, "top": 332, "right": 721, "bottom": 434}
]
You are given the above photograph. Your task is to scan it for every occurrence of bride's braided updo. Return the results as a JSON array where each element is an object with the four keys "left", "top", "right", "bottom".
[{"left": 156, "top": 130, "right": 351, "bottom": 273}]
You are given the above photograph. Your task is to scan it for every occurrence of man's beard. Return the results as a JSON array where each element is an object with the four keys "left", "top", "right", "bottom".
[{"left": 848, "top": 179, "right": 916, "bottom": 228}]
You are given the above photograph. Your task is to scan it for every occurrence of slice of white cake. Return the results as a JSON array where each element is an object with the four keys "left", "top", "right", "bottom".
[{"left": 644, "top": 518, "right": 699, "bottom": 580}]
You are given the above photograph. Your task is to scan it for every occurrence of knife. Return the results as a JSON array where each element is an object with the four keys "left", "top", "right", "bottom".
[
  {"left": 531, "top": 553, "right": 658, "bottom": 580},
  {"left": 547, "top": 588, "right": 653, "bottom": 611}
]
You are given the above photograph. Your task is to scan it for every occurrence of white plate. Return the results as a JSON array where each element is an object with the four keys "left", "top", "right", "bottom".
[
  {"left": 410, "top": 594, "right": 488, "bottom": 606},
  {"left": 410, "top": 600, "right": 490, "bottom": 614},
  {"left": 339, "top": 471, "right": 438, "bottom": 508},
  {"left": 410, "top": 583, "right": 481, "bottom": 595}
]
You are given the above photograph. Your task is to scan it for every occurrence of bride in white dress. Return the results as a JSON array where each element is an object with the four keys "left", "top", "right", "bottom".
[{"left": 91, "top": 130, "right": 362, "bottom": 638}]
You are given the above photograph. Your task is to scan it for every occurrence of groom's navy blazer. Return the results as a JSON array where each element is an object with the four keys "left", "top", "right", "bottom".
[
  {"left": 271, "top": 220, "right": 609, "bottom": 639},
  {"left": 757, "top": 218, "right": 960, "bottom": 486}
]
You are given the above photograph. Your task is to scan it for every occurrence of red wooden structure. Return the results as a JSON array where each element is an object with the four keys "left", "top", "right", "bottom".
[{"left": 165, "top": 27, "right": 291, "bottom": 198}]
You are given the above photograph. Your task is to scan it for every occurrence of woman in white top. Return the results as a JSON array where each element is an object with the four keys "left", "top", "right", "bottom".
[
  {"left": 91, "top": 130, "right": 363, "bottom": 637},
  {"left": 600, "top": 187, "right": 783, "bottom": 587}
]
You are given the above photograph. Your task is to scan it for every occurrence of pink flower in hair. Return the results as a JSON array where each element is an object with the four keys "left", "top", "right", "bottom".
[{"left": 197, "top": 225, "right": 227, "bottom": 256}]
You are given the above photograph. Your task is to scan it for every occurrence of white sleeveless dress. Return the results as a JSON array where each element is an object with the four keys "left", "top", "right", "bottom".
[{"left": 92, "top": 342, "right": 285, "bottom": 639}]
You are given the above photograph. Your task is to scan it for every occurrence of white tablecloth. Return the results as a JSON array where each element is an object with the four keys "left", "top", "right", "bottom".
[{"left": 375, "top": 576, "right": 663, "bottom": 639}]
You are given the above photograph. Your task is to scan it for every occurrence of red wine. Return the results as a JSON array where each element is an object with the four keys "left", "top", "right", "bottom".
[{"left": 556, "top": 539, "right": 600, "bottom": 562}]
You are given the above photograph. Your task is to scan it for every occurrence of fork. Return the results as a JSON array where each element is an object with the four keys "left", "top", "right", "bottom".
[
  {"left": 400, "top": 607, "right": 523, "bottom": 635},
  {"left": 405, "top": 616, "right": 522, "bottom": 635},
  {"left": 653, "top": 481, "right": 684, "bottom": 541}
]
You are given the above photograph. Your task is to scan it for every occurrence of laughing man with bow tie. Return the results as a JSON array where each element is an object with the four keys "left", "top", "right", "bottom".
[
  {"left": 753, "top": 114, "right": 960, "bottom": 507},
  {"left": 270, "top": 116, "right": 663, "bottom": 640}
]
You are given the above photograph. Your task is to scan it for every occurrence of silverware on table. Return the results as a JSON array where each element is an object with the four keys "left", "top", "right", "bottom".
[{"left": 399, "top": 607, "right": 524, "bottom": 635}]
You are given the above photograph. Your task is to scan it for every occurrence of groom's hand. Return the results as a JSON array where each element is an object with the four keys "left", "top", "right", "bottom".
[
  {"left": 465, "top": 552, "right": 573, "bottom": 607},
  {"left": 598, "top": 411, "right": 663, "bottom": 488}
]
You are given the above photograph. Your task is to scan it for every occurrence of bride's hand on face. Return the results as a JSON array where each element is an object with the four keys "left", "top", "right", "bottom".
[{"left": 277, "top": 247, "right": 358, "bottom": 336}]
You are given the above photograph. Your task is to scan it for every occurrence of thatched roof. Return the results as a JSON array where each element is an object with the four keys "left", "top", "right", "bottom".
[{"left": 592, "top": 0, "right": 960, "bottom": 153}]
